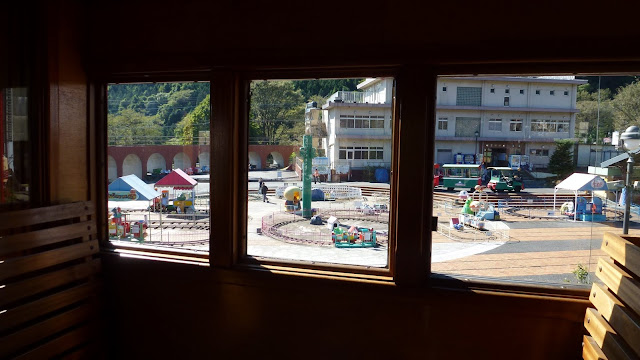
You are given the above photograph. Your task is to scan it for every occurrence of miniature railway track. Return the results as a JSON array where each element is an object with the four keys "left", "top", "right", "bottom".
[{"left": 147, "top": 219, "right": 210, "bottom": 230}]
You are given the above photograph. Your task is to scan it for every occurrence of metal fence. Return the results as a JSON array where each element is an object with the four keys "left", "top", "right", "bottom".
[{"left": 275, "top": 184, "right": 362, "bottom": 200}]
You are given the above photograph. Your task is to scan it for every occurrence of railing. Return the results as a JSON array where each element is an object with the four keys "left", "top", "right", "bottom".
[
  {"left": 327, "top": 91, "right": 385, "bottom": 105},
  {"left": 275, "top": 184, "right": 362, "bottom": 199}
]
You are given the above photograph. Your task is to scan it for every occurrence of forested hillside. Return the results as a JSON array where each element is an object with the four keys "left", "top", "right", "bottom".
[
  {"left": 575, "top": 76, "right": 640, "bottom": 144},
  {"left": 108, "top": 79, "right": 362, "bottom": 146}
]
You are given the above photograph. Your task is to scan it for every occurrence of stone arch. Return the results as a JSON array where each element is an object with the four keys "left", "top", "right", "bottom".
[
  {"left": 146, "top": 153, "right": 167, "bottom": 174},
  {"left": 197, "top": 152, "right": 210, "bottom": 168},
  {"left": 122, "top": 154, "right": 142, "bottom": 179},
  {"left": 172, "top": 152, "right": 191, "bottom": 170},
  {"left": 108, "top": 155, "right": 117, "bottom": 182},
  {"left": 248, "top": 151, "right": 261, "bottom": 170},
  {"left": 268, "top": 151, "right": 285, "bottom": 168}
]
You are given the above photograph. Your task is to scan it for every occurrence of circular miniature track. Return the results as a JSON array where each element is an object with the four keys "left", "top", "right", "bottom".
[{"left": 263, "top": 212, "right": 389, "bottom": 247}]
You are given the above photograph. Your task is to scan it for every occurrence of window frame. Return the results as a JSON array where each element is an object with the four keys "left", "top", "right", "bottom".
[
  {"left": 488, "top": 118, "right": 502, "bottom": 131},
  {"left": 94, "top": 71, "right": 216, "bottom": 261},
  {"left": 236, "top": 68, "right": 403, "bottom": 279},
  {"left": 95, "top": 64, "right": 617, "bottom": 295}
]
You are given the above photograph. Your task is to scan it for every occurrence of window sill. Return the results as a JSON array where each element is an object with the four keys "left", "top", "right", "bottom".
[
  {"left": 430, "top": 273, "right": 591, "bottom": 301},
  {"left": 103, "top": 241, "right": 209, "bottom": 266}
]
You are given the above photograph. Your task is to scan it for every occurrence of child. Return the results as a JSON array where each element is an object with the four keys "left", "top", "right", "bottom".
[{"left": 260, "top": 183, "right": 269, "bottom": 202}]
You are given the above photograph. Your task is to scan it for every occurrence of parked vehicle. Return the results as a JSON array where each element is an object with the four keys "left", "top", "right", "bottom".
[
  {"left": 440, "top": 164, "right": 482, "bottom": 192},
  {"left": 487, "top": 167, "right": 524, "bottom": 193}
]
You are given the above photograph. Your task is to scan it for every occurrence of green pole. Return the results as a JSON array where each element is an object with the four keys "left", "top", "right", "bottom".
[{"left": 300, "top": 135, "right": 316, "bottom": 219}]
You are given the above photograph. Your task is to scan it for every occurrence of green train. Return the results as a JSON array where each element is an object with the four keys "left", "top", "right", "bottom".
[{"left": 440, "top": 164, "right": 483, "bottom": 192}]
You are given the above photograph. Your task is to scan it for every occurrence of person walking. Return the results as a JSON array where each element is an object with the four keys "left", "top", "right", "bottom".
[
  {"left": 258, "top": 177, "right": 264, "bottom": 190},
  {"left": 260, "top": 183, "right": 269, "bottom": 202},
  {"left": 313, "top": 168, "right": 320, "bottom": 184}
]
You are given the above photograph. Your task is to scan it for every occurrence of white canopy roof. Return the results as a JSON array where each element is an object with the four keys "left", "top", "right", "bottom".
[{"left": 554, "top": 173, "right": 608, "bottom": 192}]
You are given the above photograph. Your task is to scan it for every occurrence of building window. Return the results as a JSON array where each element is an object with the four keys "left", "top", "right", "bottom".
[
  {"left": 535, "top": 90, "right": 540, "bottom": 95},
  {"left": 456, "top": 87, "right": 482, "bottom": 106},
  {"left": 505, "top": 89, "right": 510, "bottom": 94},
  {"left": 509, "top": 119, "right": 523, "bottom": 132},
  {"left": 530, "top": 149, "right": 550, "bottom": 156},
  {"left": 490, "top": 88, "right": 495, "bottom": 93},
  {"left": 488, "top": 118, "right": 502, "bottom": 131},
  {"left": 564, "top": 90, "right": 569, "bottom": 96},
  {"left": 442, "top": 86, "right": 447, "bottom": 91},
  {"left": 339, "top": 146, "right": 383, "bottom": 160},
  {"left": 437, "top": 117, "right": 448, "bottom": 130},
  {"left": 503, "top": 96, "right": 510, "bottom": 106},
  {"left": 531, "top": 119, "right": 569, "bottom": 133},
  {"left": 550, "top": 90, "right": 555, "bottom": 95},
  {"left": 520, "top": 89, "right": 525, "bottom": 94},
  {"left": 339, "top": 114, "right": 384, "bottom": 129}
]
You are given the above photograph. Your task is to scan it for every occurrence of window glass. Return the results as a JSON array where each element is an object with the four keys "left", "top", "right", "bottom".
[
  {"left": 456, "top": 87, "right": 482, "bottom": 106},
  {"left": 432, "top": 74, "right": 636, "bottom": 287},
  {"left": 1, "top": 88, "right": 30, "bottom": 207},
  {"left": 247, "top": 78, "right": 394, "bottom": 268},
  {"left": 1, "top": 10, "right": 37, "bottom": 209},
  {"left": 488, "top": 119, "right": 502, "bottom": 131},
  {"left": 509, "top": 119, "right": 523, "bottom": 132},
  {"left": 107, "top": 82, "right": 211, "bottom": 252}
]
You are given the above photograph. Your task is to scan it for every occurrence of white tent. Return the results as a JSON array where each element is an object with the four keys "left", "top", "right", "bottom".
[{"left": 553, "top": 173, "right": 608, "bottom": 221}]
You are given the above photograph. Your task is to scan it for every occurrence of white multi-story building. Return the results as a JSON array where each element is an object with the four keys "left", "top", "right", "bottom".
[
  {"left": 435, "top": 76, "right": 586, "bottom": 169},
  {"left": 314, "top": 76, "right": 586, "bottom": 176},
  {"left": 314, "top": 78, "right": 394, "bottom": 178}
]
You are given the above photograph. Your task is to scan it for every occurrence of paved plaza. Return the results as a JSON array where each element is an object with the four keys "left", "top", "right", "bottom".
[{"left": 113, "top": 169, "right": 640, "bottom": 286}]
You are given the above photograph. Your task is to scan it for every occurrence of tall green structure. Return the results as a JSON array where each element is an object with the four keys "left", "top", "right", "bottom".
[{"left": 300, "top": 134, "right": 316, "bottom": 219}]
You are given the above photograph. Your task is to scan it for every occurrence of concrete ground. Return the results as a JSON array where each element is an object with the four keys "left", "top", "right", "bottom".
[{"left": 116, "top": 169, "right": 640, "bottom": 286}]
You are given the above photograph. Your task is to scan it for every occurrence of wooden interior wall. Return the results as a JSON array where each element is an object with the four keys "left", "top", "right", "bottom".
[
  {"left": 38, "top": 1, "right": 640, "bottom": 358},
  {"left": 102, "top": 256, "right": 588, "bottom": 359},
  {"left": 47, "top": 0, "right": 88, "bottom": 203}
]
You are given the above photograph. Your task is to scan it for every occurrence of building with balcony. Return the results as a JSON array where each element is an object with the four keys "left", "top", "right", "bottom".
[
  {"left": 319, "top": 76, "right": 586, "bottom": 174},
  {"left": 318, "top": 78, "right": 394, "bottom": 178},
  {"left": 436, "top": 76, "right": 587, "bottom": 169}
]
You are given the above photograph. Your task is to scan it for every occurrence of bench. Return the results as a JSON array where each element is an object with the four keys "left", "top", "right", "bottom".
[
  {"left": 0, "top": 201, "right": 101, "bottom": 359},
  {"left": 583, "top": 232, "right": 640, "bottom": 360}
]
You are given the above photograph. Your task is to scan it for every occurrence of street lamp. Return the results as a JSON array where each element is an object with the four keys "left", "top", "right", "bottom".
[
  {"left": 474, "top": 130, "right": 479, "bottom": 163},
  {"left": 620, "top": 125, "right": 640, "bottom": 234}
]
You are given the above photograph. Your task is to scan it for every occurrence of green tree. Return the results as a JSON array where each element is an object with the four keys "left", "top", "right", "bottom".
[
  {"left": 173, "top": 95, "right": 210, "bottom": 145},
  {"left": 575, "top": 96, "right": 614, "bottom": 144},
  {"left": 250, "top": 80, "right": 305, "bottom": 144},
  {"left": 108, "top": 109, "right": 164, "bottom": 145},
  {"left": 611, "top": 81, "right": 640, "bottom": 130},
  {"left": 548, "top": 140, "right": 575, "bottom": 179}
]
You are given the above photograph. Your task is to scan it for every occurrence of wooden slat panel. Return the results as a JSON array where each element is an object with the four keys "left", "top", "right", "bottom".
[
  {"left": 0, "top": 240, "right": 99, "bottom": 282},
  {"left": 0, "top": 202, "right": 94, "bottom": 231},
  {"left": 0, "top": 259, "right": 101, "bottom": 308},
  {"left": 603, "top": 232, "right": 640, "bottom": 278},
  {"left": 590, "top": 283, "right": 640, "bottom": 357},
  {"left": 0, "top": 282, "right": 97, "bottom": 333},
  {"left": 584, "top": 308, "right": 636, "bottom": 360},
  {"left": 13, "top": 323, "right": 93, "bottom": 360},
  {"left": 584, "top": 335, "right": 609, "bottom": 360},
  {"left": 0, "top": 219, "right": 97, "bottom": 256},
  {"left": 596, "top": 258, "right": 640, "bottom": 318},
  {"left": 0, "top": 304, "right": 92, "bottom": 359}
]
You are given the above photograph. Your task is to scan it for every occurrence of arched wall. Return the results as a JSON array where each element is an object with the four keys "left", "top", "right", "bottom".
[
  {"left": 147, "top": 153, "right": 167, "bottom": 173},
  {"left": 108, "top": 155, "right": 117, "bottom": 182},
  {"left": 122, "top": 154, "right": 142, "bottom": 178},
  {"left": 248, "top": 152, "right": 261, "bottom": 169},
  {"left": 197, "top": 152, "right": 210, "bottom": 168},
  {"left": 173, "top": 152, "right": 191, "bottom": 170},
  {"left": 268, "top": 152, "right": 285, "bottom": 168}
]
